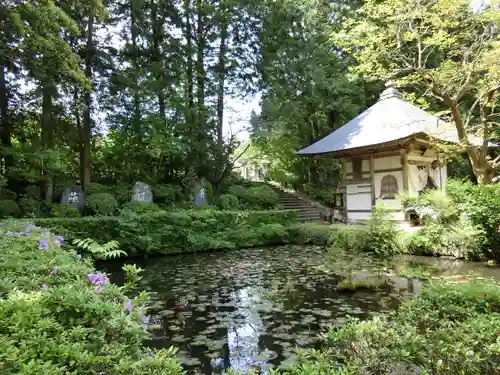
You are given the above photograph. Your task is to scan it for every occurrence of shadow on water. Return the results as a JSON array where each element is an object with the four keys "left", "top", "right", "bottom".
[{"left": 100, "top": 246, "right": 500, "bottom": 375}]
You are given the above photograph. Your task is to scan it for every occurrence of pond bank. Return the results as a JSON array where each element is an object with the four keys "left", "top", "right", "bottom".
[{"left": 101, "top": 245, "right": 500, "bottom": 374}]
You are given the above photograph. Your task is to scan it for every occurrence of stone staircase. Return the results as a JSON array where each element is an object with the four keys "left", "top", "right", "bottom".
[{"left": 269, "top": 184, "right": 328, "bottom": 222}]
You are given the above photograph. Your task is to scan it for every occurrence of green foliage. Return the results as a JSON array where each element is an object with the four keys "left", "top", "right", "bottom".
[
  {"left": 153, "top": 184, "right": 183, "bottom": 205},
  {"left": 85, "top": 182, "right": 110, "bottom": 195},
  {"left": 399, "top": 216, "right": 486, "bottom": 260},
  {"left": 72, "top": 238, "right": 126, "bottom": 260},
  {"left": 35, "top": 210, "right": 297, "bottom": 256},
  {"left": 0, "top": 189, "right": 17, "bottom": 201},
  {"left": 227, "top": 184, "right": 279, "bottom": 210},
  {"left": 401, "top": 189, "right": 458, "bottom": 224},
  {"left": 86, "top": 193, "right": 119, "bottom": 216},
  {"left": 216, "top": 194, "right": 240, "bottom": 210},
  {"left": 336, "top": 0, "right": 499, "bottom": 183},
  {"left": 0, "top": 200, "right": 21, "bottom": 219},
  {"left": 24, "top": 185, "right": 42, "bottom": 200},
  {"left": 279, "top": 280, "right": 500, "bottom": 375},
  {"left": 447, "top": 180, "right": 500, "bottom": 258},
  {"left": 363, "top": 201, "right": 400, "bottom": 256},
  {"left": 51, "top": 204, "right": 80, "bottom": 218},
  {"left": 0, "top": 222, "right": 184, "bottom": 375},
  {"left": 19, "top": 197, "right": 40, "bottom": 217},
  {"left": 121, "top": 202, "right": 162, "bottom": 215}
]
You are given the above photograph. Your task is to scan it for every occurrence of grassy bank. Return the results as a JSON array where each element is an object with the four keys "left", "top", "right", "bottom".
[
  {"left": 35, "top": 209, "right": 297, "bottom": 256},
  {"left": 0, "top": 223, "right": 183, "bottom": 374}
]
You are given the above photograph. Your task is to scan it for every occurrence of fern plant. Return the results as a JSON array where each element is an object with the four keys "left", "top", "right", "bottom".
[{"left": 72, "top": 238, "right": 127, "bottom": 259}]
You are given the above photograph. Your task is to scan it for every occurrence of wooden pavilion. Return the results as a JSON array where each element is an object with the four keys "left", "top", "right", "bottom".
[{"left": 297, "top": 82, "right": 459, "bottom": 222}]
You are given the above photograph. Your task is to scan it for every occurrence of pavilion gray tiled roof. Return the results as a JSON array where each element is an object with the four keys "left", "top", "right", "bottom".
[{"left": 296, "top": 83, "right": 459, "bottom": 155}]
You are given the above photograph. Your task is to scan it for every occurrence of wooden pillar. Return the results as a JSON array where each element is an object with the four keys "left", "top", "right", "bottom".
[
  {"left": 370, "top": 155, "right": 375, "bottom": 206},
  {"left": 401, "top": 149, "right": 409, "bottom": 191},
  {"left": 401, "top": 149, "right": 409, "bottom": 221}
]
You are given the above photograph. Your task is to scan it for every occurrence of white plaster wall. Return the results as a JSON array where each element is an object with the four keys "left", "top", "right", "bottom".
[
  {"left": 374, "top": 155, "right": 402, "bottom": 171},
  {"left": 344, "top": 161, "right": 353, "bottom": 174},
  {"left": 362, "top": 159, "right": 370, "bottom": 172},
  {"left": 348, "top": 212, "right": 372, "bottom": 221}
]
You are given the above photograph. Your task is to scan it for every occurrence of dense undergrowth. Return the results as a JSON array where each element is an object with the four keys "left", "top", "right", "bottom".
[
  {"left": 275, "top": 279, "right": 500, "bottom": 375},
  {"left": 0, "top": 223, "right": 183, "bottom": 375},
  {"left": 35, "top": 209, "right": 296, "bottom": 256}
]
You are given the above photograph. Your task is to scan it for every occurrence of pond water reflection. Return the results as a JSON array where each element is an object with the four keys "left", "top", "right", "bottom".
[{"left": 103, "top": 246, "right": 500, "bottom": 375}]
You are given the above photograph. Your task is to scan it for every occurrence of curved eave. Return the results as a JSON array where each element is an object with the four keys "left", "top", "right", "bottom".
[{"left": 296, "top": 136, "right": 415, "bottom": 158}]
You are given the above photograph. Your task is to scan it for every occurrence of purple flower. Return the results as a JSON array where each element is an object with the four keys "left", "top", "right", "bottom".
[
  {"left": 124, "top": 299, "right": 133, "bottom": 314},
  {"left": 142, "top": 315, "right": 150, "bottom": 324},
  {"left": 40, "top": 231, "right": 51, "bottom": 237},
  {"left": 95, "top": 285, "right": 104, "bottom": 293},
  {"left": 54, "top": 235, "right": 64, "bottom": 247},
  {"left": 50, "top": 267, "right": 57, "bottom": 275},
  {"left": 87, "top": 272, "right": 110, "bottom": 287},
  {"left": 38, "top": 239, "right": 49, "bottom": 250},
  {"left": 41, "top": 283, "right": 48, "bottom": 290}
]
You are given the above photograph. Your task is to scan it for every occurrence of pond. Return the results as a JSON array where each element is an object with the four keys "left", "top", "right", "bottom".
[{"left": 102, "top": 246, "right": 500, "bottom": 374}]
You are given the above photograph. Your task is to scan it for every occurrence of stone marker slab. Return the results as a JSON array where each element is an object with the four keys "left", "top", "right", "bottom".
[
  {"left": 194, "top": 181, "right": 208, "bottom": 207},
  {"left": 61, "top": 185, "right": 85, "bottom": 214},
  {"left": 131, "top": 182, "right": 153, "bottom": 203}
]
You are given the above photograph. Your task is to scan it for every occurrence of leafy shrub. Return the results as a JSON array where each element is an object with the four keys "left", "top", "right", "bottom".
[
  {"left": 24, "top": 185, "right": 41, "bottom": 199},
  {"left": 19, "top": 197, "right": 40, "bottom": 217},
  {"left": 401, "top": 189, "right": 458, "bottom": 224},
  {"left": 399, "top": 215, "right": 485, "bottom": 259},
  {"left": 0, "top": 200, "right": 20, "bottom": 218},
  {"left": 0, "top": 188, "right": 17, "bottom": 201},
  {"left": 227, "top": 184, "right": 279, "bottom": 210},
  {"left": 363, "top": 201, "right": 400, "bottom": 255},
  {"left": 114, "top": 184, "right": 132, "bottom": 204},
  {"left": 216, "top": 194, "right": 240, "bottom": 210},
  {"left": 121, "top": 201, "right": 162, "bottom": 215},
  {"left": 35, "top": 210, "right": 297, "bottom": 256},
  {"left": 153, "top": 184, "right": 183, "bottom": 205},
  {"left": 0, "top": 223, "right": 184, "bottom": 375},
  {"left": 86, "top": 193, "right": 119, "bottom": 216},
  {"left": 85, "top": 182, "right": 110, "bottom": 195},
  {"left": 51, "top": 204, "right": 80, "bottom": 218},
  {"left": 278, "top": 280, "right": 500, "bottom": 375},
  {"left": 447, "top": 180, "right": 500, "bottom": 259}
]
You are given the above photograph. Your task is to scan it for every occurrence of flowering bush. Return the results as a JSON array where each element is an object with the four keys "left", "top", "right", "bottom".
[{"left": 0, "top": 222, "right": 183, "bottom": 375}]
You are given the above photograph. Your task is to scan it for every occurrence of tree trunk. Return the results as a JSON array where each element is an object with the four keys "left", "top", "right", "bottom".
[
  {"left": 81, "top": 9, "right": 94, "bottom": 191},
  {"left": 449, "top": 102, "right": 493, "bottom": 184},
  {"left": 195, "top": 0, "right": 205, "bottom": 130},
  {"left": 0, "top": 61, "right": 11, "bottom": 174},
  {"left": 216, "top": 16, "right": 228, "bottom": 146},
  {"left": 150, "top": 0, "right": 166, "bottom": 122},
  {"left": 131, "top": 0, "right": 141, "bottom": 138},
  {"left": 184, "top": 0, "right": 194, "bottom": 123},
  {"left": 41, "top": 82, "right": 54, "bottom": 202}
]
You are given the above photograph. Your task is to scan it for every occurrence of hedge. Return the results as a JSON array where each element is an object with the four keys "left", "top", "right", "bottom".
[
  {"left": 35, "top": 209, "right": 297, "bottom": 256},
  {"left": 0, "top": 223, "right": 183, "bottom": 375}
]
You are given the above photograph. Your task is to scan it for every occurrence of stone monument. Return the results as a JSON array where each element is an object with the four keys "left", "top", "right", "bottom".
[
  {"left": 61, "top": 185, "right": 85, "bottom": 214},
  {"left": 131, "top": 182, "right": 153, "bottom": 203}
]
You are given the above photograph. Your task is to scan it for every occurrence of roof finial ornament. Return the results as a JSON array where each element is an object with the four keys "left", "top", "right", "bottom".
[{"left": 380, "top": 80, "right": 402, "bottom": 100}]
